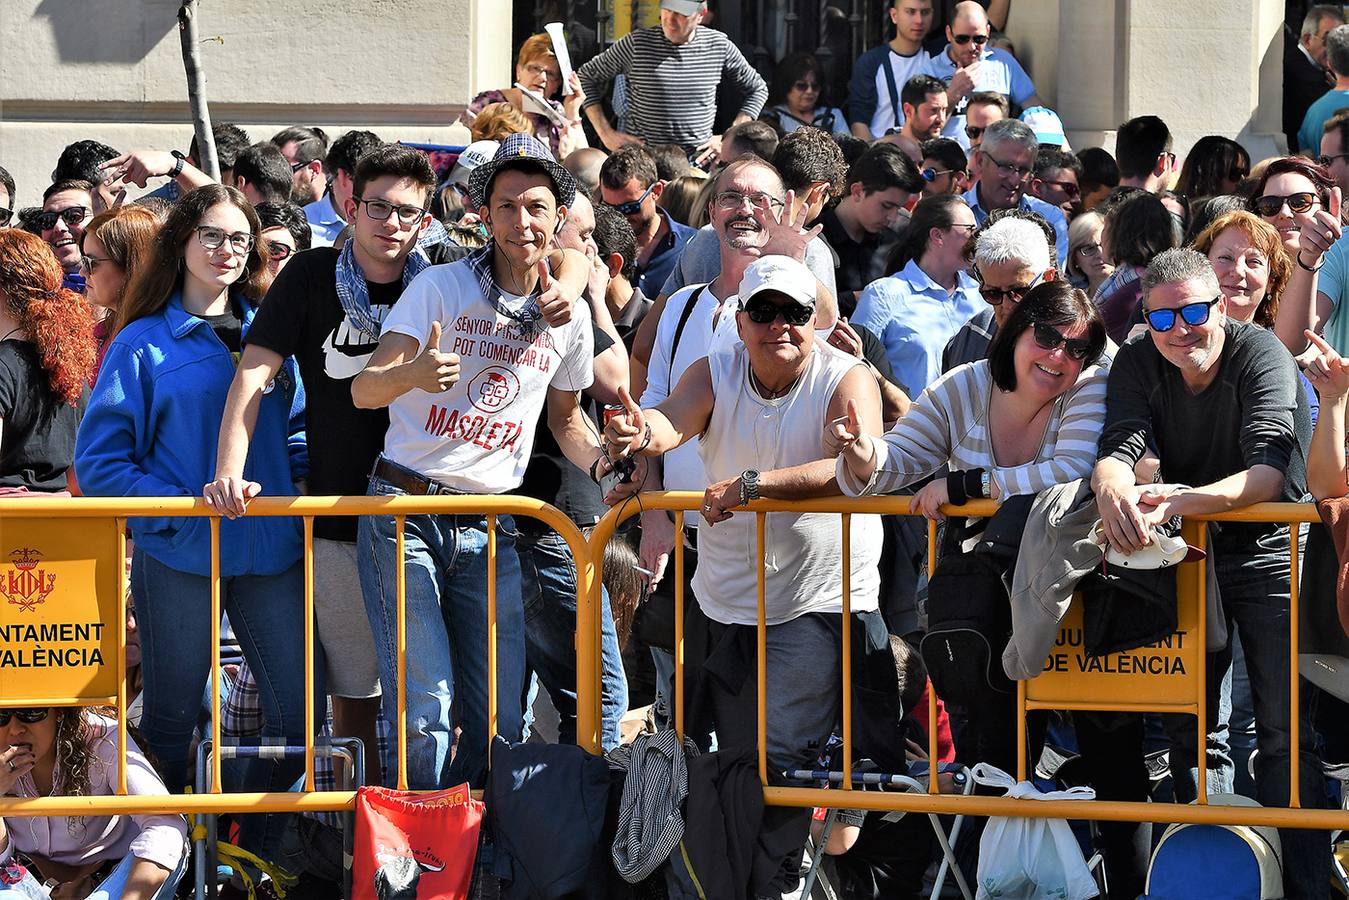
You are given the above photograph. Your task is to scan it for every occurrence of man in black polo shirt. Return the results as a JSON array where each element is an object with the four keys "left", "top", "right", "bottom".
[
  {"left": 1092, "top": 248, "right": 1327, "bottom": 898},
  {"left": 816, "top": 144, "right": 924, "bottom": 317}
]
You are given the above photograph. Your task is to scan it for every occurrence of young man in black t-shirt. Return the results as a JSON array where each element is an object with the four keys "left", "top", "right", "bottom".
[{"left": 204, "top": 144, "right": 589, "bottom": 784}]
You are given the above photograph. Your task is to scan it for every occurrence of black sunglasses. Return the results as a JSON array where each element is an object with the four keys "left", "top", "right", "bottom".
[
  {"left": 1032, "top": 321, "right": 1092, "bottom": 361},
  {"left": 977, "top": 269, "right": 1044, "bottom": 305},
  {"left": 265, "top": 241, "right": 294, "bottom": 261},
  {"left": 611, "top": 183, "right": 658, "bottom": 216},
  {"left": 1143, "top": 296, "right": 1221, "bottom": 332},
  {"left": 965, "top": 125, "right": 986, "bottom": 141},
  {"left": 1251, "top": 192, "right": 1318, "bottom": 218},
  {"left": 0, "top": 709, "right": 48, "bottom": 727},
  {"left": 953, "top": 33, "right": 989, "bottom": 45},
  {"left": 33, "top": 206, "right": 89, "bottom": 231},
  {"left": 744, "top": 297, "right": 813, "bottom": 326}
]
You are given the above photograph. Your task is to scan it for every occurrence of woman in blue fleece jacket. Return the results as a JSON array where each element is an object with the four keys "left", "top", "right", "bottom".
[{"left": 74, "top": 184, "right": 317, "bottom": 865}]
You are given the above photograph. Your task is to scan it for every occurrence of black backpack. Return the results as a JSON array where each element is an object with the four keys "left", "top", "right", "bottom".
[{"left": 919, "top": 495, "right": 1034, "bottom": 705}]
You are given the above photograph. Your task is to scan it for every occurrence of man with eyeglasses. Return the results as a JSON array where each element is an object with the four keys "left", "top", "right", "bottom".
[
  {"left": 35, "top": 180, "right": 96, "bottom": 282},
  {"left": 1092, "top": 248, "right": 1328, "bottom": 897},
  {"left": 1287, "top": 5, "right": 1343, "bottom": 153},
  {"left": 1029, "top": 147, "right": 1082, "bottom": 219},
  {"left": 961, "top": 119, "right": 1069, "bottom": 268},
  {"left": 598, "top": 145, "right": 694, "bottom": 299},
  {"left": 960, "top": 91, "right": 1008, "bottom": 151},
  {"left": 919, "top": 138, "right": 969, "bottom": 198},
  {"left": 209, "top": 141, "right": 593, "bottom": 790},
  {"left": 1319, "top": 107, "right": 1349, "bottom": 195},
  {"left": 1301, "top": 24, "right": 1349, "bottom": 161},
  {"left": 271, "top": 125, "right": 329, "bottom": 206},
  {"left": 923, "top": 1, "right": 1040, "bottom": 152}
]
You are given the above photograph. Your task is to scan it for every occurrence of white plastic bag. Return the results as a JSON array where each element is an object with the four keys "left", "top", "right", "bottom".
[{"left": 971, "top": 763, "right": 1100, "bottom": 900}]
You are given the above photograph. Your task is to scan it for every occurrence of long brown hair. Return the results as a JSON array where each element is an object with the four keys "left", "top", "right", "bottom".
[
  {"left": 114, "top": 184, "right": 270, "bottom": 337},
  {"left": 0, "top": 231, "right": 96, "bottom": 405},
  {"left": 83, "top": 204, "right": 161, "bottom": 310}
]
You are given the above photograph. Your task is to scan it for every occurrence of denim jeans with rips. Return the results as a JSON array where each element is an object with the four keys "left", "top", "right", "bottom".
[{"left": 357, "top": 475, "right": 526, "bottom": 789}]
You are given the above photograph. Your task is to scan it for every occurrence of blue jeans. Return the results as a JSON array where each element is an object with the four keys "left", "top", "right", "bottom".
[
  {"left": 517, "top": 527, "right": 627, "bottom": 750},
  {"left": 357, "top": 476, "right": 526, "bottom": 789},
  {"left": 1165, "top": 524, "right": 1328, "bottom": 898},
  {"left": 131, "top": 550, "right": 319, "bottom": 866}
]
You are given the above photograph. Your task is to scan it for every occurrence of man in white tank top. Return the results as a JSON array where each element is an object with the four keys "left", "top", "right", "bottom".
[{"left": 606, "top": 256, "right": 903, "bottom": 896}]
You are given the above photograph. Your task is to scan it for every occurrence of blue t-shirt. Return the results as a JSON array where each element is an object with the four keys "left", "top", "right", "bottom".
[
  {"left": 925, "top": 46, "right": 1037, "bottom": 149},
  {"left": 1299, "top": 89, "right": 1349, "bottom": 159}
]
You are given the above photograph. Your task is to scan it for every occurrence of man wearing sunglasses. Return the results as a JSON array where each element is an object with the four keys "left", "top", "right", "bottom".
[
  {"left": 923, "top": 1, "right": 1040, "bottom": 152},
  {"left": 35, "top": 180, "right": 96, "bottom": 280},
  {"left": 1093, "top": 249, "right": 1327, "bottom": 897},
  {"left": 961, "top": 119, "right": 1069, "bottom": 268},
  {"left": 1029, "top": 148, "right": 1083, "bottom": 219},
  {"left": 599, "top": 145, "right": 694, "bottom": 299},
  {"left": 605, "top": 256, "right": 897, "bottom": 896}
]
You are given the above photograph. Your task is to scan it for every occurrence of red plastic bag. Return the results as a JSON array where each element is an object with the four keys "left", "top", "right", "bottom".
[{"left": 351, "top": 783, "right": 484, "bottom": 900}]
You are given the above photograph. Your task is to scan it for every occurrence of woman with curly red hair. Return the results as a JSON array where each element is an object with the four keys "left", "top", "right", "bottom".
[{"left": 0, "top": 230, "right": 96, "bottom": 494}]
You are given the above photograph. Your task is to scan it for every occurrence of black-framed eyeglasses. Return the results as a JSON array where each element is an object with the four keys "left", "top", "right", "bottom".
[
  {"left": 965, "top": 125, "right": 986, "bottom": 141},
  {"left": 0, "top": 709, "right": 48, "bottom": 727},
  {"left": 357, "top": 197, "right": 428, "bottom": 225},
  {"left": 194, "top": 225, "right": 255, "bottom": 254},
  {"left": 1251, "top": 192, "right": 1318, "bottom": 218},
  {"left": 922, "top": 167, "right": 960, "bottom": 182},
  {"left": 0, "top": 207, "right": 11, "bottom": 227},
  {"left": 977, "top": 269, "right": 1044, "bottom": 305},
  {"left": 1143, "top": 296, "right": 1221, "bottom": 332},
  {"left": 1031, "top": 321, "right": 1093, "bottom": 361},
  {"left": 266, "top": 241, "right": 294, "bottom": 261},
  {"left": 611, "top": 183, "right": 658, "bottom": 216},
  {"left": 79, "top": 254, "right": 113, "bottom": 275},
  {"left": 1319, "top": 153, "right": 1349, "bottom": 168},
  {"left": 33, "top": 206, "right": 89, "bottom": 231},
  {"left": 947, "top": 222, "right": 977, "bottom": 235},
  {"left": 985, "top": 153, "right": 1033, "bottom": 181},
  {"left": 713, "top": 190, "right": 784, "bottom": 212},
  {"left": 792, "top": 80, "right": 822, "bottom": 92},
  {"left": 1037, "top": 178, "right": 1080, "bottom": 199},
  {"left": 289, "top": 159, "right": 310, "bottom": 172},
  {"left": 952, "top": 33, "right": 989, "bottom": 45},
  {"left": 743, "top": 297, "right": 813, "bottom": 326}
]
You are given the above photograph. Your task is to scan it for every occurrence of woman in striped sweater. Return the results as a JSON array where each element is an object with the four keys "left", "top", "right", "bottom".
[{"left": 832, "top": 280, "right": 1110, "bottom": 510}]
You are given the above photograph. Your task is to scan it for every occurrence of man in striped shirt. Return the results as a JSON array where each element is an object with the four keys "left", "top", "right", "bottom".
[{"left": 577, "top": 0, "right": 768, "bottom": 167}]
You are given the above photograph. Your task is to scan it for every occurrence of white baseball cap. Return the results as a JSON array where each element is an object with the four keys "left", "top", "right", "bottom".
[
  {"left": 661, "top": 0, "right": 707, "bottom": 15},
  {"left": 1020, "top": 107, "right": 1066, "bottom": 148},
  {"left": 446, "top": 140, "right": 500, "bottom": 188},
  {"left": 738, "top": 256, "right": 817, "bottom": 310}
]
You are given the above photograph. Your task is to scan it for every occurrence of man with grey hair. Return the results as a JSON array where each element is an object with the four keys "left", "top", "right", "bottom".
[
  {"left": 1286, "top": 4, "right": 1343, "bottom": 152},
  {"left": 1092, "top": 247, "right": 1326, "bottom": 896},
  {"left": 942, "top": 210, "right": 1057, "bottom": 370},
  {"left": 1299, "top": 23, "right": 1349, "bottom": 154},
  {"left": 961, "top": 118, "right": 1068, "bottom": 267}
]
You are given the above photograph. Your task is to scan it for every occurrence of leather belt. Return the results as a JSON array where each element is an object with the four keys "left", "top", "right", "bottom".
[{"left": 372, "top": 456, "right": 467, "bottom": 496}]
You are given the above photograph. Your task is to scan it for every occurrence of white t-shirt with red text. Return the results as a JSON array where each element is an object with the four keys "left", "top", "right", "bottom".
[{"left": 379, "top": 259, "right": 594, "bottom": 492}]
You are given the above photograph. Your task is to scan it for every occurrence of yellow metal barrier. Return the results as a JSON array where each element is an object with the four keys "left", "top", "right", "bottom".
[
  {"left": 0, "top": 490, "right": 1335, "bottom": 839},
  {"left": 585, "top": 492, "right": 1341, "bottom": 831},
  {"left": 0, "top": 495, "right": 593, "bottom": 818}
]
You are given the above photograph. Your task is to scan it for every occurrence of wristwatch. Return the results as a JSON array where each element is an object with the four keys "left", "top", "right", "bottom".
[
  {"left": 739, "top": 469, "right": 761, "bottom": 505},
  {"left": 170, "top": 149, "right": 187, "bottom": 178},
  {"left": 980, "top": 470, "right": 991, "bottom": 499}
]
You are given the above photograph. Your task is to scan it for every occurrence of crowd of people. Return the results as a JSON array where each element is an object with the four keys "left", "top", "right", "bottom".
[{"left": 4, "top": 0, "right": 1349, "bottom": 897}]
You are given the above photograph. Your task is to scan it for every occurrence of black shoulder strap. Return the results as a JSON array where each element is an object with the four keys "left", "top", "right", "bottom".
[
  {"left": 881, "top": 53, "right": 902, "bottom": 129},
  {"left": 668, "top": 285, "right": 706, "bottom": 386}
]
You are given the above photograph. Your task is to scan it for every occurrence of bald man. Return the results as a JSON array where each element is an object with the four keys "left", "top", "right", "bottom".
[
  {"left": 563, "top": 147, "right": 609, "bottom": 198},
  {"left": 923, "top": 0, "right": 1042, "bottom": 150}
]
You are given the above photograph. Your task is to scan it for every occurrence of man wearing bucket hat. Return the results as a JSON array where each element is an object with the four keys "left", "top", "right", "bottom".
[
  {"left": 350, "top": 133, "right": 637, "bottom": 789},
  {"left": 577, "top": 0, "right": 767, "bottom": 167},
  {"left": 605, "top": 255, "right": 898, "bottom": 896}
]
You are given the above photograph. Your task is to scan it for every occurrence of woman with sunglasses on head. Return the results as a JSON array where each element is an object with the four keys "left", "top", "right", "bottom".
[
  {"left": 1065, "top": 209, "right": 1113, "bottom": 297},
  {"left": 461, "top": 33, "right": 588, "bottom": 159},
  {"left": 74, "top": 184, "right": 312, "bottom": 881},
  {"left": 1174, "top": 136, "right": 1251, "bottom": 202},
  {"left": 0, "top": 231, "right": 96, "bottom": 497},
  {"left": 80, "top": 206, "right": 160, "bottom": 375},
  {"left": 1246, "top": 157, "right": 1347, "bottom": 358},
  {"left": 759, "top": 52, "right": 850, "bottom": 137},
  {"left": 0, "top": 707, "right": 187, "bottom": 899}
]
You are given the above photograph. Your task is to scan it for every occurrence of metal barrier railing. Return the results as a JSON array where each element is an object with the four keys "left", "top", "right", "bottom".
[
  {"left": 0, "top": 490, "right": 1341, "bottom": 838},
  {"left": 0, "top": 495, "right": 591, "bottom": 818},
  {"left": 584, "top": 492, "right": 1347, "bottom": 831}
]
